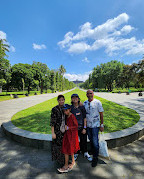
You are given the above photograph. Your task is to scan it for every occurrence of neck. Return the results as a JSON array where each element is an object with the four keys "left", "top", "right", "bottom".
[
  {"left": 73, "top": 103, "right": 79, "bottom": 107},
  {"left": 88, "top": 98, "right": 93, "bottom": 102},
  {"left": 59, "top": 104, "right": 64, "bottom": 107},
  {"left": 68, "top": 112, "right": 72, "bottom": 118}
]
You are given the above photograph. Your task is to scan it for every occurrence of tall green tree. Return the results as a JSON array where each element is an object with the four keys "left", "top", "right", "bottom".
[
  {"left": 0, "top": 39, "right": 9, "bottom": 60},
  {"left": 32, "top": 61, "right": 50, "bottom": 94},
  {"left": 50, "top": 70, "right": 56, "bottom": 92},
  {"left": 59, "top": 65, "right": 66, "bottom": 76},
  {"left": 0, "top": 39, "right": 11, "bottom": 92},
  {"left": 11, "top": 63, "right": 34, "bottom": 93}
]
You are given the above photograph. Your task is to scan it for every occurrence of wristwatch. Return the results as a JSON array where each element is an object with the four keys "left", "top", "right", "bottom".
[
  {"left": 100, "top": 124, "right": 104, "bottom": 128},
  {"left": 83, "top": 126, "right": 87, "bottom": 129}
]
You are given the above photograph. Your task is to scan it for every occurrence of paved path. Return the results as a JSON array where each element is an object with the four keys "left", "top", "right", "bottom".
[
  {"left": 0, "top": 90, "right": 144, "bottom": 178},
  {"left": 93, "top": 92, "right": 144, "bottom": 115},
  {"left": 0, "top": 89, "right": 73, "bottom": 126}
]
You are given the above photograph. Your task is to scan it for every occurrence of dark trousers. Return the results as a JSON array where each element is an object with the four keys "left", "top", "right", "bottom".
[
  {"left": 87, "top": 127, "right": 99, "bottom": 159},
  {"left": 77, "top": 128, "right": 87, "bottom": 154}
]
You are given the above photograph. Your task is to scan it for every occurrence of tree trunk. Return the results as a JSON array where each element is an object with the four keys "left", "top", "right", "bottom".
[
  {"left": 0, "top": 86, "right": 2, "bottom": 93},
  {"left": 28, "top": 85, "right": 30, "bottom": 94}
]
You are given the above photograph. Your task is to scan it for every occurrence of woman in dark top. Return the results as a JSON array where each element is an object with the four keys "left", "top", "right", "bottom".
[
  {"left": 71, "top": 94, "right": 92, "bottom": 162},
  {"left": 50, "top": 94, "right": 65, "bottom": 166}
]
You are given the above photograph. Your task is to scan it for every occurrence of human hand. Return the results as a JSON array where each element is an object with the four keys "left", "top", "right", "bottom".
[
  {"left": 100, "top": 126, "right": 104, "bottom": 132},
  {"left": 52, "top": 132, "right": 56, "bottom": 139},
  {"left": 65, "top": 125, "right": 69, "bottom": 130}
]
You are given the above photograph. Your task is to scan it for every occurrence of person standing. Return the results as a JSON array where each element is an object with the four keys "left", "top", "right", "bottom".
[
  {"left": 58, "top": 104, "right": 80, "bottom": 173},
  {"left": 83, "top": 89, "right": 104, "bottom": 167},
  {"left": 71, "top": 94, "right": 92, "bottom": 162},
  {"left": 50, "top": 95, "right": 65, "bottom": 167}
]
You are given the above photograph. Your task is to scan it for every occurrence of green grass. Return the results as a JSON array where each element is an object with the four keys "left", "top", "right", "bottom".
[
  {"left": 93, "top": 87, "right": 144, "bottom": 93},
  {"left": 11, "top": 88, "right": 140, "bottom": 134},
  {"left": 0, "top": 90, "right": 52, "bottom": 102}
]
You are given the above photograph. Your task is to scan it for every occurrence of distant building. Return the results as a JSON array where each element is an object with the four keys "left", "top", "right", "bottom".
[{"left": 72, "top": 80, "right": 84, "bottom": 86}]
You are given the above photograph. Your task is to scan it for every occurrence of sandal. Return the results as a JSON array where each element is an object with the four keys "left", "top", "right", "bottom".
[
  {"left": 68, "top": 162, "right": 76, "bottom": 171},
  {"left": 57, "top": 166, "right": 69, "bottom": 173}
]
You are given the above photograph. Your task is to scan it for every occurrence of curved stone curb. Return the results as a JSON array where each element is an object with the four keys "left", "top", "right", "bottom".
[
  {"left": 1, "top": 121, "right": 52, "bottom": 150},
  {"left": 1, "top": 89, "right": 144, "bottom": 149}
]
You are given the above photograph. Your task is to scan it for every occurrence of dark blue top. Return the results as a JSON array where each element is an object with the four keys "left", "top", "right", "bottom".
[{"left": 71, "top": 105, "right": 86, "bottom": 129}]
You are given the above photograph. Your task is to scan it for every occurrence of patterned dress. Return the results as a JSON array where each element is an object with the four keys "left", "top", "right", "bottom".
[
  {"left": 50, "top": 105, "right": 65, "bottom": 164},
  {"left": 62, "top": 114, "right": 80, "bottom": 155}
]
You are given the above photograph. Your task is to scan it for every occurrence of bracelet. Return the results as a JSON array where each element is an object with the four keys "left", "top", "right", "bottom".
[
  {"left": 100, "top": 124, "right": 104, "bottom": 127},
  {"left": 83, "top": 126, "right": 87, "bottom": 129},
  {"left": 67, "top": 126, "right": 69, "bottom": 130}
]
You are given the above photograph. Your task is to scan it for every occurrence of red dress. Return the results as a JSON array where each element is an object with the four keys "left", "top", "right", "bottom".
[{"left": 62, "top": 113, "right": 80, "bottom": 155}]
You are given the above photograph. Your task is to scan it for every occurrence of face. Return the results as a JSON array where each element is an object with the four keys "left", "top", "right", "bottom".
[
  {"left": 86, "top": 90, "right": 94, "bottom": 101},
  {"left": 58, "top": 97, "right": 65, "bottom": 106},
  {"left": 63, "top": 108, "right": 71, "bottom": 115},
  {"left": 71, "top": 96, "right": 79, "bottom": 103}
]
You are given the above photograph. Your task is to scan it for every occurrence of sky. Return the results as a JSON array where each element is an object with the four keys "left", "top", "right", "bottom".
[{"left": 0, "top": 0, "right": 144, "bottom": 81}]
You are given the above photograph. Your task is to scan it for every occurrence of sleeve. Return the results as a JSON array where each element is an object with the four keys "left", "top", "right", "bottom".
[
  {"left": 50, "top": 107, "right": 57, "bottom": 126},
  {"left": 98, "top": 101, "right": 104, "bottom": 112}
]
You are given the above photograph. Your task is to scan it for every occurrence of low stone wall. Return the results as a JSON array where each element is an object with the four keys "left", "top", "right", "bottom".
[{"left": 1, "top": 119, "right": 144, "bottom": 150}]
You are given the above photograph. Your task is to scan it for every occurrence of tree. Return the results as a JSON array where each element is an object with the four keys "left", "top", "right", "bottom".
[
  {"left": 0, "top": 39, "right": 11, "bottom": 92},
  {"left": 50, "top": 70, "right": 56, "bottom": 92},
  {"left": 0, "top": 39, "right": 9, "bottom": 60},
  {"left": 137, "top": 59, "right": 144, "bottom": 87},
  {"left": 11, "top": 63, "right": 34, "bottom": 93},
  {"left": 32, "top": 62, "right": 50, "bottom": 94},
  {"left": 55, "top": 71, "right": 60, "bottom": 91},
  {"left": 0, "top": 79, "right": 6, "bottom": 93},
  {"left": 59, "top": 65, "right": 66, "bottom": 76}
]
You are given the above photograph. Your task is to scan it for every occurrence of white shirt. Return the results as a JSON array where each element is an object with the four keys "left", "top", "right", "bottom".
[{"left": 84, "top": 99, "right": 104, "bottom": 128}]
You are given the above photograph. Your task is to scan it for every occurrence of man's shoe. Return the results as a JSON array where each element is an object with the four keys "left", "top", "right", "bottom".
[
  {"left": 84, "top": 152, "right": 92, "bottom": 162},
  {"left": 74, "top": 154, "right": 79, "bottom": 161},
  {"left": 91, "top": 158, "right": 98, "bottom": 167}
]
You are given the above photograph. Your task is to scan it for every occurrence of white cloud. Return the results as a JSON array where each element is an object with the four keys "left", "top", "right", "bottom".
[
  {"left": 68, "top": 42, "right": 90, "bottom": 53},
  {"left": 64, "top": 71, "right": 92, "bottom": 82},
  {"left": 0, "top": 31, "right": 6, "bottom": 39},
  {"left": 58, "top": 32, "right": 73, "bottom": 48},
  {"left": 58, "top": 13, "right": 143, "bottom": 56},
  {"left": 121, "top": 25, "right": 134, "bottom": 34},
  {"left": 10, "top": 46, "right": 16, "bottom": 52},
  {"left": 82, "top": 57, "right": 90, "bottom": 63},
  {"left": 33, "top": 43, "right": 47, "bottom": 50}
]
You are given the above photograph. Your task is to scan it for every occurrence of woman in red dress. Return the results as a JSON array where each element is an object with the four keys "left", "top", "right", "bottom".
[{"left": 58, "top": 104, "right": 80, "bottom": 173}]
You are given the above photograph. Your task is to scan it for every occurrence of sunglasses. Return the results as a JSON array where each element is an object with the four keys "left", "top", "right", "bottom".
[{"left": 87, "top": 93, "right": 93, "bottom": 94}]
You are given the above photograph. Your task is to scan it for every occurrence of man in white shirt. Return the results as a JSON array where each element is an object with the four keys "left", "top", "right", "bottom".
[{"left": 84, "top": 89, "right": 104, "bottom": 167}]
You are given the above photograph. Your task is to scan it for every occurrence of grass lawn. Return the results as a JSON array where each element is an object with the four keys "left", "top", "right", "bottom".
[
  {"left": 0, "top": 90, "right": 52, "bottom": 102},
  {"left": 11, "top": 88, "right": 140, "bottom": 134}
]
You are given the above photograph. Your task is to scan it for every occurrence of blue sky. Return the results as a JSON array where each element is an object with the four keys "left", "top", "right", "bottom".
[{"left": 0, "top": 0, "right": 144, "bottom": 81}]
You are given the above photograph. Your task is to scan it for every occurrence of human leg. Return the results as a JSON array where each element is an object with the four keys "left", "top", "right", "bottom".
[
  {"left": 91, "top": 127, "right": 99, "bottom": 159},
  {"left": 74, "top": 129, "right": 81, "bottom": 161},
  {"left": 87, "top": 127, "right": 93, "bottom": 152},
  {"left": 68, "top": 154, "right": 76, "bottom": 171},
  {"left": 57, "top": 154, "right": 69, "bottom": 173},
  {"left": 91, "top": 127, "right": 99, "bottom": 167}
]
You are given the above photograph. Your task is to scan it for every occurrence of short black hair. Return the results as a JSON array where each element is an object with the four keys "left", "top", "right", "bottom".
[{"left": 57, "top": 94, "right": 65, "bottom": 100}]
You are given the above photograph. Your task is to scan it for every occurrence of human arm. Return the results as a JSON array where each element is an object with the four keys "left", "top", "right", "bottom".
[
  {"left": 50, "top": 107, "right": 57, "bottom": 139},
  {"left": 51, "top": 126, "right": 56, "bottom": 139},
  {"left": 81, "top": 106, "right": 87, "bottom": 134},
  {"left": 82, "top": 117, "right": 87, "bottom": 134},
  {"left": 99, "top": 112, "right": 104, "bottom": 132}
]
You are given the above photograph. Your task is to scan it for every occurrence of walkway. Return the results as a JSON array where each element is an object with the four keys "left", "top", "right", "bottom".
[{"left": 0, "top": 90, "right": 144, "bottom": 178}]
